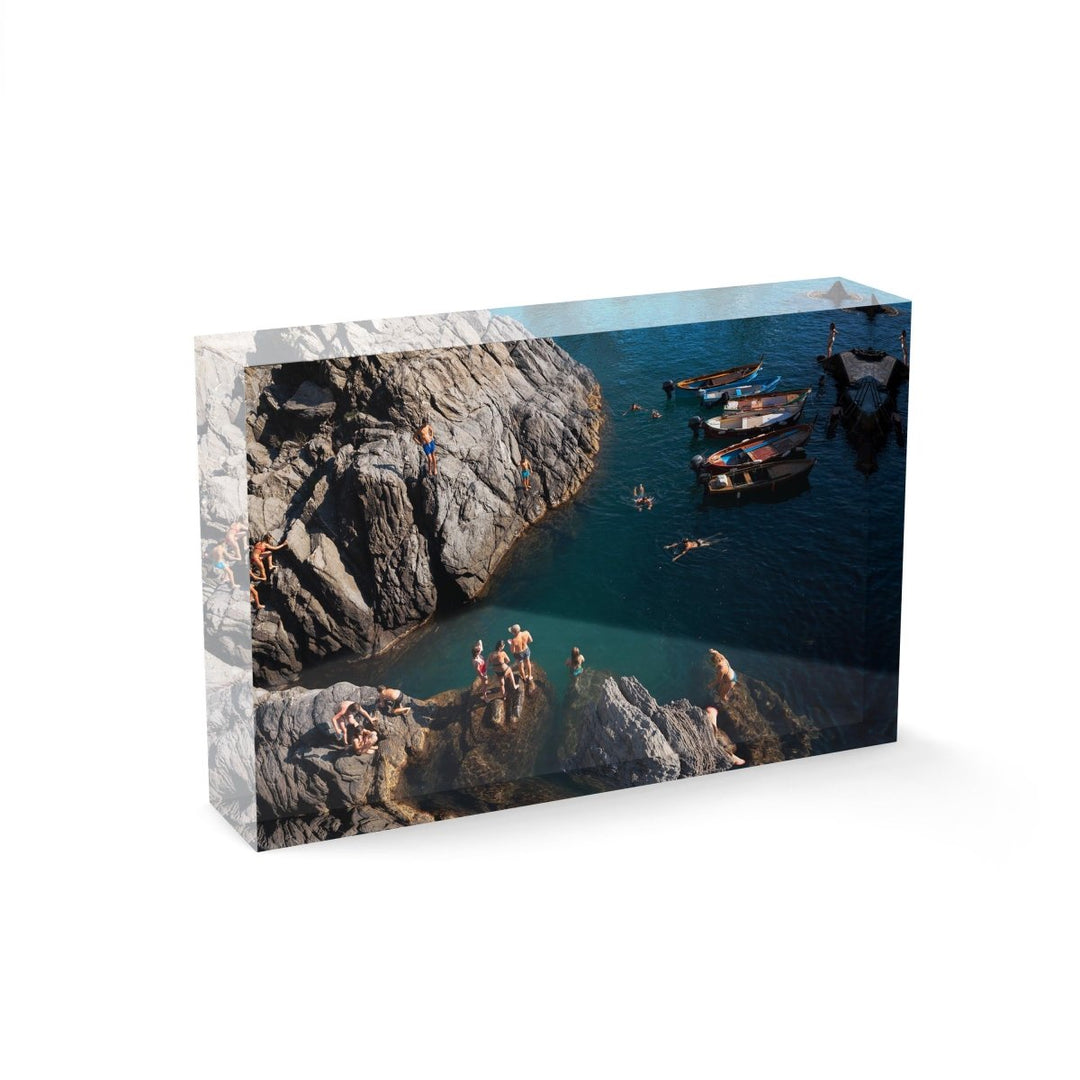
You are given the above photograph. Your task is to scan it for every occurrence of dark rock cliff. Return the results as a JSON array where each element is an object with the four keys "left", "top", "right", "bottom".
[{"left": 244, "top": 336, "right": 603, "bottom": 686}]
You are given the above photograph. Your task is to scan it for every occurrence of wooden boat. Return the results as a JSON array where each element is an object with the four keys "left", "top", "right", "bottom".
[
  {"left": 701, "top": 423, "right": 813, "bottom": 473},
  {"left": 703, "top": 400, "right": 806, "bottom": 438},
  {"left": 706, "top": 457, "right": 816, "bottom": 496},
  {"left": 700, "top": 375, "right": 780, "bottom": 405},
  {"left": 712, "top": 387, "right": 811, "bottom": 414},
  {"left": 675, "top": 358, "right": 763, "bottom": 395}
]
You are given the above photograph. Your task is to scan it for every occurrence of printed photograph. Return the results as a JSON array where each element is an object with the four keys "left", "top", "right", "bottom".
[{"left": 204, "top": 285, "right": 910, "bottom": 849}]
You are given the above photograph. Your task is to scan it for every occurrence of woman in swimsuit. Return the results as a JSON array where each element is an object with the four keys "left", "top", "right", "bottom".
[
  {"left": 488, "top": 641, "right": 518, "bottom": 698},
  {"left": 566, "top": 646, "right": 585, "bottom": 677},
  {"left": 471, "top": 641, "right": 487, "bottom": 683},
  {"left": 708, "top": 649, "right": 738, "bottom": 702},
  {"left": 251, "top": 534, "right": 286, "bottom": 580}
]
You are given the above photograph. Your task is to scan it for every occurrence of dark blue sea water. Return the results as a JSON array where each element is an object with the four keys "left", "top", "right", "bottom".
[{"left": 304, "top": 303, "right": 911, "bottom": 749}]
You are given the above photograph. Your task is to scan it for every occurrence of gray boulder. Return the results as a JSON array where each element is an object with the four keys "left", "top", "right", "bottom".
[{"left": 245, "top": 334, "right": 602, "bottom": 685}]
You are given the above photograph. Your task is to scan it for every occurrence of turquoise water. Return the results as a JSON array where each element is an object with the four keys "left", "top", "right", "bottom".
[{"left": 302, "top": 304, "right": 910, "bottom": 748}]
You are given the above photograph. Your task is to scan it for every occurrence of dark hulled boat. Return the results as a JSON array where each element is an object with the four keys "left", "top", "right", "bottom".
[
  {"left": 700, "top": 422, "right": 813, "bottom": 473},
  {"left": 675, "top": 358, "right": 764, "bottom": 394},
  {"left": 706, "top": 457, "right": 816, "bottom": 496}
]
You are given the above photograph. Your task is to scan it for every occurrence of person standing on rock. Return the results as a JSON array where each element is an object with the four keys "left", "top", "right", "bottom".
[
  {"left": 708, "top": 649, "right": 738, "bottom": 702},
  {"left": 471, "top": 641, "right": 487, "bottom": 684},
  {"left": 508, "top": 624, "right": 534, "bottom": 684},
  {"left": 251, "top": 534, "right": 286, "bottom": 581},
  {"left": 488, "top": 641, "right": 518, "bottom": 698},
  {"left": 414, "top": 418, "right": 438, "bottom": 478},
  {"left": 520, "top": 457, "right": 531, "bottom": 492}
]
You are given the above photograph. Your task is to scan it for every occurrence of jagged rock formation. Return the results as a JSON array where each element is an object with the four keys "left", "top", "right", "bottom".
[
  {"left": 563, "top": 672, "right": 819, "bottom": 785},
  {"left": 255, "top": 670, "right": 566, "bottom": 850},
  {"left": 244, "top": 334, "right": 603, "bottom": 686},
  {"left": 254, "top": 664, "right": 820, "bottom": 850}
]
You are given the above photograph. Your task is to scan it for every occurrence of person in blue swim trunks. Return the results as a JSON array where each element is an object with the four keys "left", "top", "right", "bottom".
[
  {"left": 414, "top": 419, "right": 438, "bottom": 478},
  {"left": 520, "top": 457, "right": 531, "bottom": 492},
  {"left": 508, "top": 623, "right": 534, "bottom": 684}
]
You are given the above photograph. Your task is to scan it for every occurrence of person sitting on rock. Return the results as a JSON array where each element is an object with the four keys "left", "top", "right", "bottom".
[
  {"left": 708, "top": 649, "right": 738, "bottom": 702},
  {"left": 704, "top": 706, "right": 745, "bottom": 765},
  {"left": 566, "top": 646, "right": 585, "bottom": 678},
  {"left": 508, "top": 623, "right": 534, "bottom": 683},
  {"left": 224, "top": 520, "right": 247, "bottom": 561},
  {"left": 520, "top": 457, "right": 531, "bottom": 492},
  {"left": 377, "top": 686, "right": 411, "bottom": 717},
  {"left": 330, "top": 701, "right": 379, "bottom": 755},
  {"left": 211, "top": 542, "right": 237, "bottom": 587},
  {"left": 414, "top": 419, "right": 438, "bottom": 478},
  {"left": 488, "top": 641, "right": 518, "bottom": 698},
  {"left": 251, "top": 534, "right": 286, "bottom": 581}
]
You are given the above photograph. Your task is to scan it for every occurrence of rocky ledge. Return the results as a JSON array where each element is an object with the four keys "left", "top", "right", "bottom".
[
  {"left": 255, "top": 665, "right": 819, "bottom": 850},
  {"left": 243, "top": 333, "right": 603, "bottom": 686}
]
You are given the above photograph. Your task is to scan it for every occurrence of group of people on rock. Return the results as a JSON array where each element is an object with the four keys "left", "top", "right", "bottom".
[
  {"left": 329, "top": 686, "right": 411, "bottom": 756},
  {"left": 468, "top": 623, "right": 587, "bottom": 701},
  {"left": 209, "top": 520, "right": 286, "bottom": 610}
]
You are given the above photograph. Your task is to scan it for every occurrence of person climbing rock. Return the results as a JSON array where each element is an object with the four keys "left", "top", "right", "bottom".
[
  {"left": 414, "top": 419, "right": 438, "bottom": 478},
  {"left": 251, "top": 534, "right": 286, "bottom": 580},
  {"left": 211, "top": 542, "right": 237, "bottom": 587}
]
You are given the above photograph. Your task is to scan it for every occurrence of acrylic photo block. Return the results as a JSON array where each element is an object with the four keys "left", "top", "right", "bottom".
[{"left": 196, "top": 278, "right": 911, "bottom": 850}]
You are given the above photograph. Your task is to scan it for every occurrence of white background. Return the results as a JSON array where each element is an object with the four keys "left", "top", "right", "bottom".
[{"left": 3, "top": 3, "right": 1076, "bottom": 1077}]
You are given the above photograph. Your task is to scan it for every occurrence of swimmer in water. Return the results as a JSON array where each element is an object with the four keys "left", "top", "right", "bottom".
[{"left": 664, "top": 531, "right": 724, "bottom": 562}]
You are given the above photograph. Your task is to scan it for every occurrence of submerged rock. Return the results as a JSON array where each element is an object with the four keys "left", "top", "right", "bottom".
[{"left": 243, "top": 331, "right": 603, "bottom": 686}]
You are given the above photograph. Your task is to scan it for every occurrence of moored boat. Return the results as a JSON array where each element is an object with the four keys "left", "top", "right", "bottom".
[
  {"left": 706, "top": 457, "right": 816, "bottom": 496},
  {"left": 712, "top": 387, "right": 811, "bottom": 414},
  {"left": 698, "top": 423, "right": 813, "bottom": 473},
  {"left": 700, "top": 375, "right": 781, "bottom": 405},
  {"left": 674, "top": 358, "right": 764, "bottom": 395},
  {"left": 703, "top": 400, "right": 806, "bottom": 438}
]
